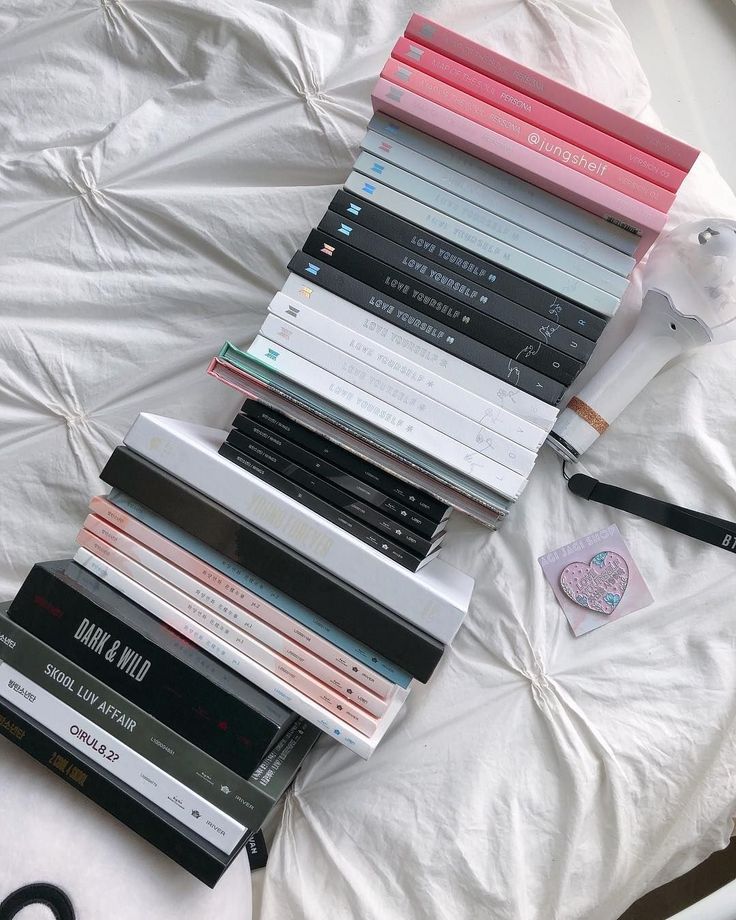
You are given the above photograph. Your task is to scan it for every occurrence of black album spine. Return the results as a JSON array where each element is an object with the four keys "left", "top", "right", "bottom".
[
  {"left": 0, "top": 611, "right": 278, "bottom": 827},
  {"left": 0, "top": 696, "right": 230, "bottom": 887},
  {"left": 238, "top": 402, "right": 449, "bottom": 526},
  {"left": 231, "top": 412, "right": 445, "bottom": 541},
  {"left": 9, "top": 562, "right": 291, "bottom": 779},
  {"left": 317, "top": 208, "right": 593, "bottom": 362},
  {"left": 217, "top": 440, "right": 431, "bottom": 572},
  {"left": 225, "top": 428, "right": 439, "bottom": 557},
  {"left": 329, "top": 188, "right": 606, "bottom": 340},
  {"left": 302, "top": 228, "right": 579, "bottom": 388},
  {"left": 100, "top": 448, "right": 445, "bottom": 683},
  {"left": 287, "top": 250, "right": 565, "bottom": 406}
]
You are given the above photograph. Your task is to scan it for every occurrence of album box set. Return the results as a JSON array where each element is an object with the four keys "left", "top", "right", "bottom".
[{"left": 1, "top": 13, "right": 697, "bottom": 885}]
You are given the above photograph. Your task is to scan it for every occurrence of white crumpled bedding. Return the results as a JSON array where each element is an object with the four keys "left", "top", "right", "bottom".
[{"left": 2, "top": 2, "right": 736, "bottom": 919}]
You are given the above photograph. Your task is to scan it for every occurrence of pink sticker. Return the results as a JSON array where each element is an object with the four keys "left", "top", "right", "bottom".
[
  {"left": 539, "top": 525, "right": 653, "bottom": 637},
  {"left": 560, "top": 551, "right": 629, "bottom": 615}
]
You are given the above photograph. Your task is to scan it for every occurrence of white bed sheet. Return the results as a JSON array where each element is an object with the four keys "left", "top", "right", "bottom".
[{"left": 1, "top": 2, "right": 736, "bottom": 919}]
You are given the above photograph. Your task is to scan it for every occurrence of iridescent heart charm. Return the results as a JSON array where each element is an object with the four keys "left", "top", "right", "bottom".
[{"left": 559, "top": 551, "right": 629, "bottom": 615}]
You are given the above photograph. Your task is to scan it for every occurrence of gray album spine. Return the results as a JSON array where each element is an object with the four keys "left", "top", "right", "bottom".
[
  {"left": 343, "top": 172, "right": 620, "bottom": 318},
  {"left": 367, "top": 112, "right": 638, "bottom": 256}
]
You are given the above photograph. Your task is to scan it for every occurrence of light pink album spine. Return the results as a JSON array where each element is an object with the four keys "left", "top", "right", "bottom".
[
  {"left": 405, "top": 14, "right": 700, "bottom": 172},
  {"left": 370, "top": 78, "right": 665, "bottom": 260},
  {"left": 77, "top": 529, "right": 380, "bottom": 737},
  {"left": 81, "top": 514, "right": 389, "bottom": 718},
  {"left": 87, "top": 497, "right": 395, "bottom": 703},
  {"left": 391, "top": 37, "right": 686, "bottom": 194},
  {"left": 380, "top": 59, "right": 674, "bottom": 213}
]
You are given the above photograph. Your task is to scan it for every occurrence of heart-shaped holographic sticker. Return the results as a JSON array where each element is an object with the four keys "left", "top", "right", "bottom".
[{"left": 559, "top": 550, "right": 629, "bottom": 615}]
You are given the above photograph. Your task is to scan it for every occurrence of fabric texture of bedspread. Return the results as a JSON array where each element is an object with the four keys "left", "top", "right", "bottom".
[{"left": 1, "top": 1, "right": 736, "bottom": 918}]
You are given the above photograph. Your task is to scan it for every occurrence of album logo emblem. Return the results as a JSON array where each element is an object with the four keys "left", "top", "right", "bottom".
[
  {"left": 298, "top": 286, "right": 313, "bottom": 297},
  {"left": 396, "top": 66, "right": 411, "bottom": 81},
  {"left": 305, "top": 263, "right": 320, "bottom": 276},
  {"left": 320, "top": 243, "right": 335, "bottom": 256},
  {"left": 337, "top": 223, "right": 352, "bottom": 236},
  {"left": 407, "top": 45, "right": 424, "bottom": 61},
  {"left": 419, "top": 22, "right": 435, "bottom": 38},
  {"left": 379, "top": 141, "right": 391, "bottom": 153},
  {"left": 286, "top": 305, "right": 300, "bottom": 317},
  {"left": 347, "top": 202, "right": 362, "bottom": 215},
  {"left": 370, "top": 162, "right": 384, "bottom": 175},
  {"left": 385, "top": 122, "right": 399, "bottom": 133},
  {"left": 361, "top": 182, "right": 376, "bottom": 195},
  {"left": 386, "top": 87, "right": 404, "bottom": 102},
  {"left": 266, "top": 349, "right": 279, "bottom": 361}
]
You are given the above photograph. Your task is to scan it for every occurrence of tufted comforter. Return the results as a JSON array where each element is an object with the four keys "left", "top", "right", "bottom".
[{"left": 2, "top": 2, "right": 736, "bottom": 919}]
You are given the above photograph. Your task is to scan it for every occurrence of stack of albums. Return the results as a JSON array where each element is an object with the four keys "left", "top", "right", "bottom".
[
  {"left": 1, "top": 13, "right": 697, "bottom": 889},
  {"left": 0, "top": 416, "right": 473, "bottom": 885},
  {"left": 209, "top": 13, "right": 698, "bottom": 529},
  {"left": 0, "top": 397, "right": 476, "bottom": 882}
]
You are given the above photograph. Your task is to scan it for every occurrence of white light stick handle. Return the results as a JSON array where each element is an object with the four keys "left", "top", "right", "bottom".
[{"left": 549, "top": 291, "right": 711, "bottom": 459}]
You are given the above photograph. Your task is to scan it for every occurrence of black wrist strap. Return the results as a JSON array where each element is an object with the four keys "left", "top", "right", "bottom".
[{"left": 567, "top": 473, "right": 736, "bottom": 553}]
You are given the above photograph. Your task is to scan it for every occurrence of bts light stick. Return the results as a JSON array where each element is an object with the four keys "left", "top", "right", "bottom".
[{"left": 547, "top": 218, "right": 736, "bottom": 552}]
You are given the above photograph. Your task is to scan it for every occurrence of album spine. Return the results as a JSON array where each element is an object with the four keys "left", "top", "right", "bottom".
[
  {"left": 81, "top": 513, "right": 391, "bottom": 717},
  {"left": 329, "top": 184, "right": 606, "bottom": 341},
  {"left": 221, "top": 357, "right": 511, "bottom": 520},
  {"left": 260, "top": 311, "right": 536, "bottom": 478},
  {"left": 298, "top": 219, "right": 570, "bottom": 389},
  {"left": 232, "top": 410, "right": 445, "bottom": 541},
  {"left": 94, "top": 492, "right": 408, "bottom": 695},
  {"left": 368, "top": 112, "right": 637, "bottom": 258},
  {"left": 380, "top": 61, "right": 674, "bottom": 212},
  {"left": 370, "top": 79, "right": 666, "bottom": 260},
  {"left": 215, "top": 442, "right": 431, "bottom": 572},
  {"left": 0, "top": 697, "right": 230, "bottom": 887},
  {"left": 280, "top": 271, "right": 554, "bottom": 440},
  {"left": 405, "top": 14, "right": 699, "bottom": 173},
  {"left": 294, "top": 244, "right": 566, "bottom": 405},
  {"left": 123, "top": 413, "right": 474, "bottom": 644},
  {"left": 239, "top": 401, "right": 450, "bottom": 525},
  {"left": 208, "top": 357, "right": 506, "bottom": 529},
  {"left": 0, "top": 659, "right": 246, "bottom": 852},
  {"left": 354, "top": 149, "right": 630, "bottom": 297},
  {"left": 272, "top": 286, "right": 545, "bottom": 451},
  {"left": 74, "top": 547, "right": 409, "bottom": 760},
  {"left": 343, "top": 168, "right": 619, "bottom": 321},
  {"left": 0, "top": 613, "right": 284, "bottom": 826},
  {"left": 317, "top": 207, "right": 594, "bottom": 362},
  {"left": 352, "top": 163, "right": 626, "bottom": 323},
  {"left": 242, "top": 715, "right": 320, "bottom": 810},
  {"left": 75, "top": 533, "right": 381, "bottom": 736},
  {"left": 100, "top": 447, "right": 445, "bottom": 682},
  {"left": 391, "top": 38, "right": 686, "bottom": 194},
  {"left": 9, "top": 563, "right": 288, "bottom": 778},
  {"left": 224, "top": 428, "right": 440, "bottom": 557},
  {"left": 246, "top": 333, "right": 528, "bottom": 501},
  {"left": 360, "top": 129, "right": 632, "bottom": 281}
]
